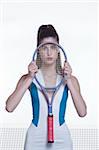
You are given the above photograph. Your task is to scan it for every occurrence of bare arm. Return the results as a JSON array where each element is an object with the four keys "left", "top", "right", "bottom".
[
  {"left": 5, "top": 74, "right": 33, "bottom": 112},
  {"left": 5, "top": 61, "right": 38, "bottom": 112},
  {"left": 63, "top": 61, "right": 87, "bottom": 117},
  {"left": 67, "top": 76, "right": 87, "bottom": 117}
]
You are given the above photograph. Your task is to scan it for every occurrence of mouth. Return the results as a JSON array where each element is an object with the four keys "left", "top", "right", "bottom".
[{"left": 46, "top": 57, "right": 53, "bottom": 60}]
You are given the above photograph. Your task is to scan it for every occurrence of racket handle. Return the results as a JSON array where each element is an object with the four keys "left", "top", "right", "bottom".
[{"left": 48, "top": 114, "right": 54, "bottom": 143}]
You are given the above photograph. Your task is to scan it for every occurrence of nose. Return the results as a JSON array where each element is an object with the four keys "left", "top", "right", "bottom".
[{"left": 47, "top": 47, "right": 52, "bottom": 56}]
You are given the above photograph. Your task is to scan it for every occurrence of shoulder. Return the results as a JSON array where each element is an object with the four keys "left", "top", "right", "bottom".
[
  {"left": 67, "top": 75, "right": 80, "bottom": 92},
  {"left": 18, "top": 74, "right": 28, "bottom": 83},
  {"left": 71, "top": 75, "right": 79, "bottom": 83},
  {"left": 16, "top": 74, "right": 29, "bottom": 89}
]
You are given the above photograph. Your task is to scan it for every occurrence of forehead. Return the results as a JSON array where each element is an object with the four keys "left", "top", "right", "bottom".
[{"left": 41, "top": 37, "right": 58, "bottom": 44}]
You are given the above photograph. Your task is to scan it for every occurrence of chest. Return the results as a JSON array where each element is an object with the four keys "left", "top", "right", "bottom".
[{"left": 43, "top": 75, "right": 57, "bottom": 87}]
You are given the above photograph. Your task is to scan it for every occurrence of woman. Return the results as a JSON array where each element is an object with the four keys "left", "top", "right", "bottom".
[{"left": 6, "top": 24, "right": 87, "bottom": 150}]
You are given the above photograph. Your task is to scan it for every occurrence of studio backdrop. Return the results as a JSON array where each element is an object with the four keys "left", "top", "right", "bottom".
[{"left": 0, "top": 1, "right": 98, "bottom": 150}]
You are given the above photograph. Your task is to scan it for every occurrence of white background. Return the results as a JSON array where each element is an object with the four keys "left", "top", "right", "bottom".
[{"left": 0, "top": 0, "right": 98, "bottom": 129}]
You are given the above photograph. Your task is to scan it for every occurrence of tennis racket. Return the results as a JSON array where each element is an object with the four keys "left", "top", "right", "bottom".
[{"left": 32, "top": 42, "right": 67, "bottom": 143}]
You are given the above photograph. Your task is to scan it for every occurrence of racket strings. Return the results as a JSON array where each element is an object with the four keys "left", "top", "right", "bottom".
[
  {"left": 36, "top": 50, "right": 63, "bottom": 75},
  {"left": 56, "top": 52, "right": 63, "bottom": 75},
  {"left": 38, "top": 86, "right": 56, "bottom": 106}
]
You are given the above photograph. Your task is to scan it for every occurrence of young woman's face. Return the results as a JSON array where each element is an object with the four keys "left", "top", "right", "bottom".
[{"left": 39, "top": 37, "right": 59, "bottom": 66}]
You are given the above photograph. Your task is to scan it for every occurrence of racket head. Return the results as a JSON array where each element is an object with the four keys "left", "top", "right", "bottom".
[
  {"left": 32, "top": 42, "right": 67, "bottom": 89},
  {"left": 33, "top": 42, "right": 67, "bottom": 61}
]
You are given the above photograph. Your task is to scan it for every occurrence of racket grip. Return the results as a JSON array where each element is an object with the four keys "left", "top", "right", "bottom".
[{"left": 48, "top": 114, "right": 54, "bottom": 143}]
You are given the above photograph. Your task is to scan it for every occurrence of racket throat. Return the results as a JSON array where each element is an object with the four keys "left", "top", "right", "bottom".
[{"left": 48, "top": 105, "right": 53, "bottom": 115}]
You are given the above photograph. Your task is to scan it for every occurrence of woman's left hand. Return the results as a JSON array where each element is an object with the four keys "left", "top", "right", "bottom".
[{"left": 63, "top": 61, "right": 72, "bottom": 80}]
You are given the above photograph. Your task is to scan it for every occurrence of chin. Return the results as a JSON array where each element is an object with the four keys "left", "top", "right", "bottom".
[{"left": 44, "top": 60, "right": 55, "bottom": 65}]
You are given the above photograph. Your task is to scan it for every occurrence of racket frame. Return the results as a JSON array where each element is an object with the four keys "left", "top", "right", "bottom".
[{"left": 32, "top": 42, "right": 67, "bottom": 143}]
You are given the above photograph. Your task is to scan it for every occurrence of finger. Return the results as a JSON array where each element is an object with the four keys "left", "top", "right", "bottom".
[
  {"left": 29, "top": 63, "right": 37, "bottom": 68},
  {"left": 64, "top": 61, "right": 67, "bottom": 66},
  {"left": 29, "top": 68, "right": 38, "bottom": 74},
  {"left": 31, "top": 61, "right": 37, "bottom": 65},
  {"left": 64, "top": 66, "right": 72, "bottom": 70},
  {"left": 64, "top": 67, "right": 72, "bottom": 72},
  {"left": 65, "top": 59, "right": 67, "bottom": 62},
  {"left": 33, "top": 68, "right": 38, "bottom": 73},
  {"left": 64, "top": 62, "right": 70, "bottom": 67},
  {"left": 30, "top": 67, "right": 38, "bottom": 72},
  {"left": 64, "top": 70, "right": 72, "bottom": 75},
  {"left": 62, "top": 67, "right": 71, "bottom": 73},
  {"left": 64, "top": 64, "right": 72, "bottom": 70},
  {"left": 28, "top": 66, "right": 37, "bottom": 72}
]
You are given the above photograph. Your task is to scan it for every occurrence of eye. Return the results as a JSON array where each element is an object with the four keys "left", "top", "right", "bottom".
[
  {"left": 51, "top": 45, "right": 55, "bottom": 49},
  {"left": 40, "top": 46, "right": 48, "bottom": 51},
  {"left": 43, "top": 46, "right": 48, "bottom": 51},
  {"left": 51, "top": 45, "right": 58, "bottom": 51}
]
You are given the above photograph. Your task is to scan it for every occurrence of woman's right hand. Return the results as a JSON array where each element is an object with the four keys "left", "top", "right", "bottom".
[{"left": 28, "top": 61, "right": 38, "bottom": 78}]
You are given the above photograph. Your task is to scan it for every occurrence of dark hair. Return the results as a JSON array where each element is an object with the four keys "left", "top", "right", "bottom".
[{"left": 37, "top": 24, "right": 59, "bottom": 46}]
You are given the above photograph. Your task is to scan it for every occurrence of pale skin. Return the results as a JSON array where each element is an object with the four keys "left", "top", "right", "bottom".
[{"left": 6, "top": 37, "right": 87, "bottom": 117}]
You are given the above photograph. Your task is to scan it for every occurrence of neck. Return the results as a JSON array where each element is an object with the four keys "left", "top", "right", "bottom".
[{"left": 41, "top": 63, "right": 57, "bottom": 77}]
